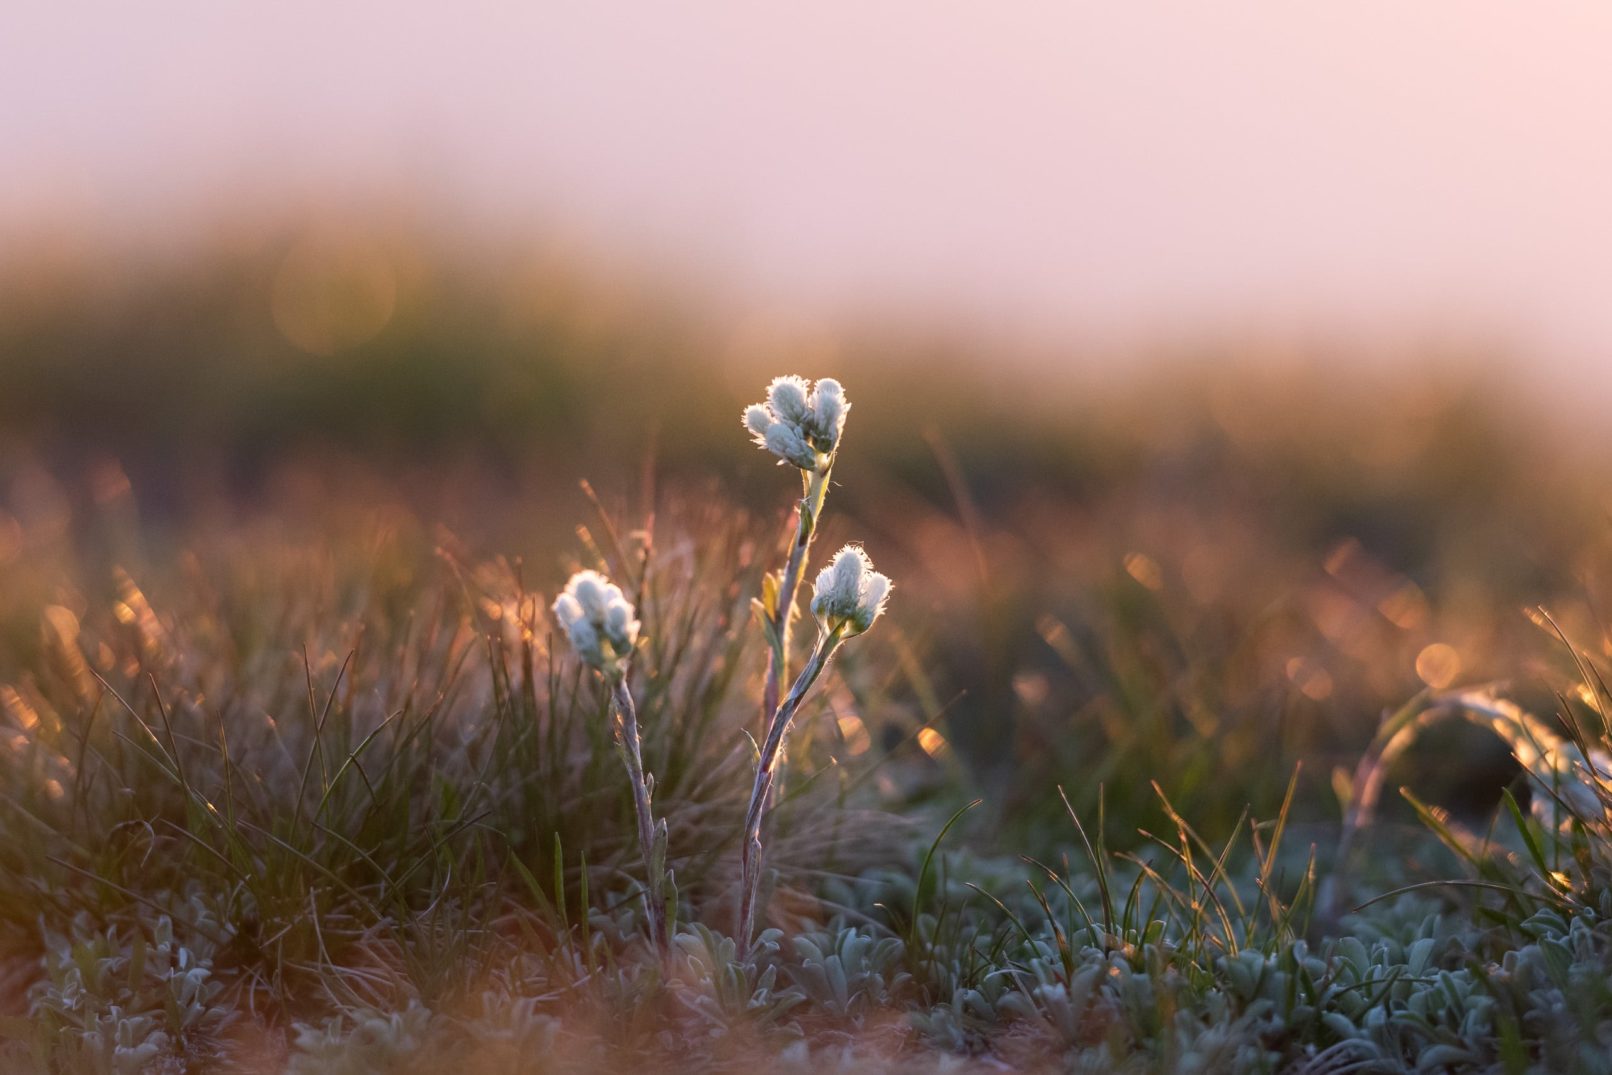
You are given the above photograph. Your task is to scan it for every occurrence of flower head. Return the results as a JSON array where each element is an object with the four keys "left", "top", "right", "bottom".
[
  {"left": 742, "top": 375, "right": 850, "bottom": 472},
  {"left": 553, "top": 569, "right": 640, "bottom": 676},
  {"left": 765, "top": 423, "right": 817, "bottom": 471},
  {"left": 810, "top": 545, "right": 891, "bottom": 635},
  {"left": 767, "top": 375, "right": 812, "bottom": 426}
]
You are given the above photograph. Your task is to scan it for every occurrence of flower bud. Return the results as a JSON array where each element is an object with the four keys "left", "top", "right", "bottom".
[
  {"left": 572, "top": 573, "right": 610, "bottom": 619},
  {"left": 767, "top": 375, "right": 812, "bottom": 425},
  {"left": 851, "top": 571, "right": 890, "bottom": 634},
  {"left": 741, "top": 375, "right": 850, "bottom": 473},
  {"left": 743, "top": 404, "right": 773, "bottom": 443},
  {"left": 811, "top": 545, "right": 891, "bottom": 636},
  {"left": 765, "top": 423, "right": 819, "bottom": 471},
  {"left": 554, "top": 569, "right": 640, "bottom": 676},
  {"left": 810, "top": 377, "right": 848, "bottom": 451},
  {"left": 553, "top": 592, "right": 584, "bottom": 631},
  {"left": 567, "top": 618, "right": 601, "bottom": 665}
]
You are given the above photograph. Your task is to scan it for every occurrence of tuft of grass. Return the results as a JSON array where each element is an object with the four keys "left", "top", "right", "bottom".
[{"left": 5, "top": 296, "right": 1612, "bottom": 1068}]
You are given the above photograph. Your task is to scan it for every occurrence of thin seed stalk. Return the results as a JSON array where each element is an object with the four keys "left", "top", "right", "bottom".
[
  {"left": 610, "top": 676, "right": 668, "bottom": 955},
  {"left": 762, "top": 464, "right": 832, "bottom": 729},
  {"left": 739, "top": 624, "right": 845, "bottom": 956}
]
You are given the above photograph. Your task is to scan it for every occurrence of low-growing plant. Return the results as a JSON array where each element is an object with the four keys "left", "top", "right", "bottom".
[{"left": 9, "top": 355, "right": 1612, "bottom": 1070}]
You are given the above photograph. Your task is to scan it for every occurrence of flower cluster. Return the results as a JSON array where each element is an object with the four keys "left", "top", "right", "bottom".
[
  {"left": 810, "top": 545, "right": 891, "bottom": 636},
  {"left": 552, "top": 570, "right": 640, "bottom": 677},
  {"left": 742, "top": 376, "right": 848, "bottom": 472}
]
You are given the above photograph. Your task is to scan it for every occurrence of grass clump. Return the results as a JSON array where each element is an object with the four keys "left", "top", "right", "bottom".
[{"left": 3, "top": 364, "right": 1612, "bottom": 1072}]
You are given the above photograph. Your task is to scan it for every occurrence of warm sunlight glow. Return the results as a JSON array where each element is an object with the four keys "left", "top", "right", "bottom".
[
  {"left": 1415, "top": 642, "right": 1462, "bottom": 689},
  {"left": 271, "top": 233, "right": 397, "bottom": 356}
]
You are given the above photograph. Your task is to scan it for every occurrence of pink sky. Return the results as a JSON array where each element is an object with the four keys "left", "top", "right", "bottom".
[{"left": 4, "top": 1, "right": 1611, "bottom": 383}]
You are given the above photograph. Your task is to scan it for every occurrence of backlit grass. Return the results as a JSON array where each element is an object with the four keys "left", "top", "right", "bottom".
[{"left": 3, "top": 243, "right": 1612, "bottom": 1071}]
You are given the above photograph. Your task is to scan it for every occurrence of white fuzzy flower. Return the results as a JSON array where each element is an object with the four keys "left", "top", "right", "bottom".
[
  {"left": 855, "top": 572, "right": 891, "bottom": 632},
  {"left": 741, "top": 375, "right": 851, "bottom": 472},
  {"left": 765, "top": 423, "right": 818, "bottom": 471},
  {"left": 571, "top": 573, "right": 609, "bottom": 619},
  {"left": 553, "top": 569, "right": 640, "bottom": 674},
  {"left": 553, "top": 592, "right": 584, "bottom": 630},
  {"left": 566, "top": 618, "right": 600, "bottom": 663},
  {"left": 810, "top": 545, "right": 891, "bottom": 635},
  {"left": 767, "top": 375, "right": 812, "bottom": 425},
  {"left": 744, "top": 404, "right": 773, "bottom": 442},
  {"left": 810, "top": 378, "right": 847, "bottom": 451}
]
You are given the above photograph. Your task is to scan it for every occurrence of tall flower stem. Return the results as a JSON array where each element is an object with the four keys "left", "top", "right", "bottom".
[
  {"left": 762, "top": 464, "right": 832, "bottom": 733},
  {"left": 610, "top": 676, "right": 668, "bottom": 956},
  {"left": 738, "top": 624, "right": 845, "bottom": 956}
]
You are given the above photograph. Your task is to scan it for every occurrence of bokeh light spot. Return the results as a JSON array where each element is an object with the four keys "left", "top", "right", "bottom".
[
  {"left": 836, "top": 714, "right": 871, "bottom": 756},
  {"left": 271, "top": 232, "right": 397, "bottom": 356},
  {"left": 1415, "top": 642, "right": 1462, "bottom": 689},
  {"left": 916, "top": 727, "right": 950, "bottom": 760},
  {"left": 1285, "top": 657, "right": 1334, "bottom": 701},
  {"left": 1123, "top": 551, "right": 1164, "bottom": 591}
]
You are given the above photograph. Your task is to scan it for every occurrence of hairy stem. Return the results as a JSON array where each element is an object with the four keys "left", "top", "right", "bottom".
[
  {"left": 762, "top": 465, "right": 832, "bottom": 732},
  {"left": 739, "top": 624, "right": 844, "bottom": 956},
  {"left": 611, "top": 676, "right": 668, "bottom": 956}
]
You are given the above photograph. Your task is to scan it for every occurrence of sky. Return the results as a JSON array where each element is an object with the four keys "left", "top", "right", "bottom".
[{"left": 4, "top": 1, "right": 1611, "bottom": 384}]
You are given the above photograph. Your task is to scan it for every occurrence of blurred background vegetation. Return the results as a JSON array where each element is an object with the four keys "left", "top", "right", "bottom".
[
  {"left": 5, "top": 222, "right": 1608, "bottom": 859},
  {"left": 9, "top": 9, "right": 1612, "bottom": 1064}
]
